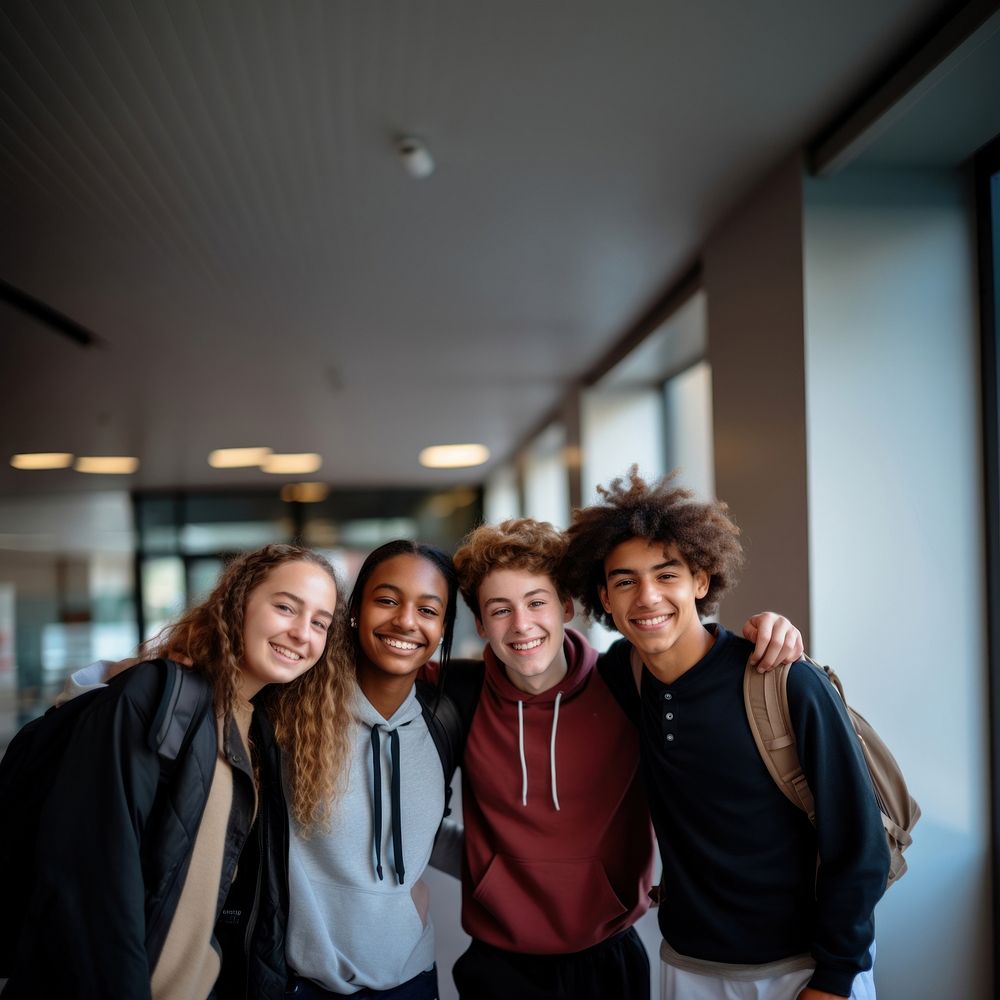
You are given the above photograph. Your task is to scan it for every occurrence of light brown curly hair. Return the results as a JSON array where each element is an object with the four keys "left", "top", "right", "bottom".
[
  {"left": 454, "top": 518, "right": 569, "bottom": 618},
  {"left": 561, "top": 467, "right": 744, "bottom": 629},
  {"left": 143, "top": 544, "right": 353, "bottom": 833}
]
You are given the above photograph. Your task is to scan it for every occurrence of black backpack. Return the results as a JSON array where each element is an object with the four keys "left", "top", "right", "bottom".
[
  {"left": 0, "top": 658, "right": 212, "bottom": 976},
  {"left": 414, "top": 658, "right": 485, "bottom": 818}
]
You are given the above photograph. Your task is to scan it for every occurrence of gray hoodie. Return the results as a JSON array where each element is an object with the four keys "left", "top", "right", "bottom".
[{"left": 284, "top": 682, "right": 446, "bottom": 993}]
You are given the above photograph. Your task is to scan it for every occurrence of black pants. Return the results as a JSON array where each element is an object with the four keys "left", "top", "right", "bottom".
[{"left": 453, "top": 928, "right": 649, "bottom": 1000}]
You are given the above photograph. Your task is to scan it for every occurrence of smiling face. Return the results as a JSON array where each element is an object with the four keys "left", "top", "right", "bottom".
[
  {"left": 239, "top": 559, "right": 337, "bottom": 699},
  {"left": 475, "top": 567, "right": 574, "bottom": 695},
  {"left": 599, "top": 537, "right": 712, "bottom": 678},
  {"left": 356, "top": 553, "right": 449, "bottom": 684}
]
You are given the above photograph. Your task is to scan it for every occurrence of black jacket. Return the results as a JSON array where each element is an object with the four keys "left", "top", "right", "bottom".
[
  {"left": 3, "top": 661, "right": 266, "bottom": 1000},
  {"left": 214, "top": 707, "right": 290, "bottom": 1000}
]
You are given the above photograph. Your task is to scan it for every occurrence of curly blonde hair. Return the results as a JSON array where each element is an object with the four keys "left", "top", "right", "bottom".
[
  {"left": 453, "top": 518, "right": 568, "bottom": 618},
  {"left": 143, "top": 544, "right": 353, "bottom": 833}
]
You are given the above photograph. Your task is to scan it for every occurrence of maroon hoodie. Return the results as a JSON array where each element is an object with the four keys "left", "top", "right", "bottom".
[{"left": 458, "top": 628, "right": 655, "bottom": 954}]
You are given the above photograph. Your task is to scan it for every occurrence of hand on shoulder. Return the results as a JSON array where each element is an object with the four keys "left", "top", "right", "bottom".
[{"left": 742, "top": 612, "right": 804, "bottom": 673}]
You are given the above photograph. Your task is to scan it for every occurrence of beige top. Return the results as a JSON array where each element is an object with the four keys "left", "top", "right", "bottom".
[{"left": 151, "top": 700, "right": 254, "bottom": 1000}]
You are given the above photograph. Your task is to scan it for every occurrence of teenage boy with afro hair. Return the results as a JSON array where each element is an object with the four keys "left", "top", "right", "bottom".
[
  {"left": 427, "top": 517, "right": 805, "bottom": 1000},
  {"left": 561, "top": 469, "right": 890, "bottom": 1000}
]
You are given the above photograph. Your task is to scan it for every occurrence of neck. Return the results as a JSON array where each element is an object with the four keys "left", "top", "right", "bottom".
[
  {"left": 358, "top": 664, "right": 418, "bottom": 719},
  {"left": 237, "top": 672, "right": 263, "bottom": 702},
  {"left": 505, "top": 647, "right": 568, "bottom": 696},
  {"left": 641, "top": 623, "right": 716, "bottom": 685}
]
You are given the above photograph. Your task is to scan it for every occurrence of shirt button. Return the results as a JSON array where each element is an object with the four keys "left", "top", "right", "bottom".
[
  {"left": 665, "top": 712, "right": 674, "bottom": 720},
  {"left": 665, "top": 733, "right": 675, "bottom": 742},
  {"left": 664, "top": 692, "right": 673, "bottom": 701},
  {"left": 230, "top": 753, "right": 242, "bottom": 764}
]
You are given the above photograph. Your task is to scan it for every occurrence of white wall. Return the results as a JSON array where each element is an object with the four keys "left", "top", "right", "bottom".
[{"left": 803, "top": 166, "right": 993, "bottom": 998}]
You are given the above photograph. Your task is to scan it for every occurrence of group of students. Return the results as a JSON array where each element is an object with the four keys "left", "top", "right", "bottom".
[{"left": 3, "top": 468, "right": 890, "bottom": 1000}]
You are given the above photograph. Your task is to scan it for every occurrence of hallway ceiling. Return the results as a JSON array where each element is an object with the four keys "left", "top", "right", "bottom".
[{"left": 0, "top": 0, "right": 958, "bottom": 495}]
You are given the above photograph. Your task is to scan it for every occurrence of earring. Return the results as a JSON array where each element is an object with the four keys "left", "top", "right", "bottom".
[{"left": 350, "top": 617, "right": 357, "bottom": 628}]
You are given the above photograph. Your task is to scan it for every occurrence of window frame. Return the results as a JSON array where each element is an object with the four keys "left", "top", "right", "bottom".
[{"left": 974, "top": 132, "right": 1000, "bottom": 991}]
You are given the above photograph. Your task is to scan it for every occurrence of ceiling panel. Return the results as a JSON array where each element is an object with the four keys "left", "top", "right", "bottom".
[{"left": 0, "top": 0, "right": 957, "bottom": 494}]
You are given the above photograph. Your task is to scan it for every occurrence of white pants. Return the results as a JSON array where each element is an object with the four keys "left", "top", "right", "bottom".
[{"left": 660, "top": 948, "right": 876, "bottom": 1000}]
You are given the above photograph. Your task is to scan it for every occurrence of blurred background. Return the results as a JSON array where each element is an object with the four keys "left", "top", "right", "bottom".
[{"left": 2, "top": 1, "right": 999, "bottom": 996}]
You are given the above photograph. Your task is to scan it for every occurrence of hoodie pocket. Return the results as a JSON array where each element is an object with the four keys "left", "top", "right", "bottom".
[{"left": 472, "top": 854, "right": 627, "bottom": 951}]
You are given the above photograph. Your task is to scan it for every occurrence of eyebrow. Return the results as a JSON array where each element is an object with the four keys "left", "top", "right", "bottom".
[
  {"left": 482, "top": 587, "right": 553, "bottom": 608},
  {"left": 371, "top": 582, "right": 444, "bottom": 605},
  {"left": 273, "top": 590, "right": 334, "bottom": 620},
  {"left": 606, "top": 559, "right": 683, "bottom": 580}
]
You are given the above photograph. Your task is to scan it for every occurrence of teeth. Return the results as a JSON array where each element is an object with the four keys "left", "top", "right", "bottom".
[
  {"left": 381, "top": 636, "right": 420, "bottom": 651},
  {"left": 270, "top": 642, "right": 302, "bottom": 660},
  {"left": 510, "top": 638, "right": 544, "bottom": 651},
  {"left": 634, "top": 614, "right": 672, "bottom": 626}
]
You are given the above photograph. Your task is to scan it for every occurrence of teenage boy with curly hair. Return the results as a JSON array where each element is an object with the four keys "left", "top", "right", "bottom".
[
  {"left": 433, "top": 517, "right": 804, "bottom": 1000},
  {"left": 561, "top": 470, "right": 890, "bottom": 1000}
]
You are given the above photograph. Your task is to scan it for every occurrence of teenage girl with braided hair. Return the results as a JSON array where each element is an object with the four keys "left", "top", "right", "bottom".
[{"left": 3, "top": 544, "right": 354, "bottom": 1000}]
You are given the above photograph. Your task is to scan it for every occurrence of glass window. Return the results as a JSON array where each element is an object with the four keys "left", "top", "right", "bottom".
[
  {"left": 141, "top": 557, "right": 186, "bottom": 641},
  {"left": 581, "top": 388, "right": 665, "bottom": 500},
  {"left": 663, "top": 360, "right": 715, "bottom": 499},
  {"left": 484, "top": 464, "right": 520, "bottom": 524},
  {"left": 0, "top": 492, "right": 137, "bottom": 735},
  {"left": 523, "top": 424, "right": 569, "bottom": 528}
]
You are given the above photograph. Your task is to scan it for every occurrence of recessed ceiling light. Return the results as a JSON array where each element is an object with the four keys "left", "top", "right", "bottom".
[
  {"left": 208, "top": 447, "right": 272, "bottom": 468},
  {"left": 261, "top": 453, "right": 322, "bottom": 475},
  {"left": 280, "top": 482, "right": 329, "bottom": 503},
  {"left": 419, "top": 444, "right": 490, "bottom": 469},
  {"left": 75, "top": 456, "right": 140, "bottom": 474},
  {"left": 10, "top": 452, "right": 74, "bottom": 470}
]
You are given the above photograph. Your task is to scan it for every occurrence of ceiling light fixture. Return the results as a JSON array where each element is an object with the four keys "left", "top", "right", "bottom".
[
  {"left": 262, "top": 453, "right": 323, "bottom": 475},
  {"left": 75, "top": 456, "right": 139, "bottom": 474},
  {"left": 208, "top": 446, "right": 273, "bottom": 468},
  {"left": 419, "top": 443, "right": 490, "bottom": 469},
  {"left": 10, "top": 452, "right": 74, "bottom": 470},
  {"left": 396, "top": 135, "right": 435, "bottom": 178}
]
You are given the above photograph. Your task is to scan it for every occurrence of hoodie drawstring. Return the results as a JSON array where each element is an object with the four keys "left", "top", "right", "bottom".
[
  {"left": 517, "top": 693, "right": 563, "bottom": 811},
  {"left": 370, "top": 726, "right": 405, "bottom": 884},
  {"left": 517, "top": 701, "right": 528, "bottom": 806},
  {"left": 549, "top": 691, "right": 562, "bottom": 811},
  {"left": 389, "top": 727, "right": 404, "bottom": 883}
]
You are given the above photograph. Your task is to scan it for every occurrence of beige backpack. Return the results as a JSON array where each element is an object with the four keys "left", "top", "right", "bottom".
[{"left": 743, "top": 655, "right": 920, "bottom": 887}]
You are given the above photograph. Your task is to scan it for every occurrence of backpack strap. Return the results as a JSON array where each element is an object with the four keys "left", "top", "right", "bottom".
[
  {"left": 438, "top": 659, "right": 487, "bottom": 735},
  {"left": 416, "top": 680, "right": 462, "bottom": 782},
  {"left": 743, "top": 663, "right": 815, "bottom": 822},
  {"left": 416, "top": 662, "right": 484, "bottom": 818},
  {"left": 147, "top": 659, "right": 213, "bottom": 779}
]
